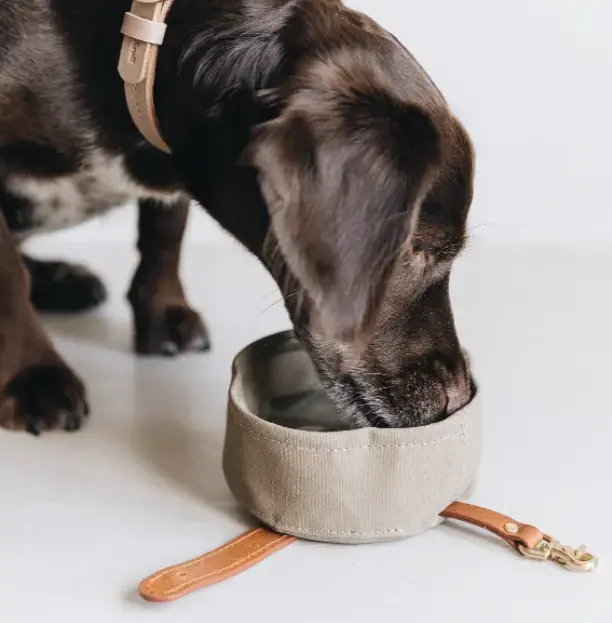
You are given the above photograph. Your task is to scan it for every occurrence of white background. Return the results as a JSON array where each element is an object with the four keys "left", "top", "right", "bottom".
[
  {"left": 44, "top": 0, "right": 612, "bottom": 249},
  {"left": 5, "top": 2, "right": 612, "bottom": 622}
]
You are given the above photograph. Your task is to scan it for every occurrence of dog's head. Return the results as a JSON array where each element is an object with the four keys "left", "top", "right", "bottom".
[{"left": 243, "top": 17, "right": 475, "bottom": 428}]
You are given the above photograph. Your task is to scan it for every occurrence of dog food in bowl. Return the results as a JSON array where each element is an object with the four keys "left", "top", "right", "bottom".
[{"left": 223, "top": 331, "right": 482, "bottom": 545}]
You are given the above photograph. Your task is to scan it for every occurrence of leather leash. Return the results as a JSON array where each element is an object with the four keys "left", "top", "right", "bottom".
[{"left": 138, "top": 501, "right": 598, "bottom": 603}]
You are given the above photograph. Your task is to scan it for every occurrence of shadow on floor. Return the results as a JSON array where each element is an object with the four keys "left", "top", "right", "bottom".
[
  {"left": 128, "top": 362, "right": 237, "bottom": 518},
  {"left": 42, "top": 312, "right": 132, "bottom": 354},
  {"left": 42, "top": 311, "right": 253, "bottom": 522}
]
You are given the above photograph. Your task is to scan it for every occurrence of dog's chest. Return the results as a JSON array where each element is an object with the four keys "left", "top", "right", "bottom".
[{"left": 5, "top": 150, "right": 174, "bottom": 236}]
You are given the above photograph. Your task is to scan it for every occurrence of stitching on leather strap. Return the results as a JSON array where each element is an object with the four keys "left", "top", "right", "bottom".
[
  {"left": 153, "top": 534, "right": 293, "bottom": 596},
  {"left": 145, "top": 528, "right": 265, "bottom": 583},
  {"left": 132, "top": 85, "right": 143, "bottom": 123}
]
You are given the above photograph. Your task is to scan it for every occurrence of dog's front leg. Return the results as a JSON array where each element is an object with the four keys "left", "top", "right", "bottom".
[
  {"left": 0, "top": 211, "right": 89, "bottom": 435},
  {"left": 128, "top": 197, "right": 209, "bottom": 356}
]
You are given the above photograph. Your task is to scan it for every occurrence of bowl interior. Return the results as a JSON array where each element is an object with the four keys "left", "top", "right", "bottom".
[{"left": 236, "top": 331, "right": 352, "bottom": 432}]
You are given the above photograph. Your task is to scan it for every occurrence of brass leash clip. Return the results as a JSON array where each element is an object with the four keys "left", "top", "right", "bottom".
[
  {"left": 518, "top": 535, "right": 598, "bottom": 572},
  {"left": 440, "top": 503, "right": 599, "bottom": 573}
]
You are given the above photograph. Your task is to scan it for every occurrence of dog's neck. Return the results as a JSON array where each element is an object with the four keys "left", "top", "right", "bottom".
[
  {"left": 143, "top": 1, "right": 299, "bottom": 251},
  {"left": 50, "top": 0, "right": 344, "bottom": 251},
  {"left": 118, "top": 0, "right": 298, "bottom": 154}
]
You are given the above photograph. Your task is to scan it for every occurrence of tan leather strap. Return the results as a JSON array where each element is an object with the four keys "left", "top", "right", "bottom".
[
  {"left": 440, "top": 501, "right": 544, "bottom": 551},
  {"left": 139, "top": 502, "right": 596, "bottom": 603},
  {"left": 118, "top": 0, "right": 174, "bottom": 153},
  {"left": 139, "top": 528, "right": 297, "bottom": 602}
]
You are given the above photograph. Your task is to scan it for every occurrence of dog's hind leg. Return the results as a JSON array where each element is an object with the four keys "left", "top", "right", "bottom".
[
  {"left": 0, "top": 211, "right": 89, "bottom": 435},
  {"left": 128, "top": 196, "right": 210, "bottom": 357}
]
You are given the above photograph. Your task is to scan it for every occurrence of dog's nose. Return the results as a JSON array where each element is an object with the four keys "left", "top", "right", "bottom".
[{"left": 440, "top": 350, "right": 473, "bottom": 415}]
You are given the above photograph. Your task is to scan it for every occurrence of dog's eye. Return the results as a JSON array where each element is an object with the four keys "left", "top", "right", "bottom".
[
  {"left": 412, "top": 237, "right": 464, "bottom": 261},
  {"left": 412, "top": 243, "right": 438, "bottom": 255}
]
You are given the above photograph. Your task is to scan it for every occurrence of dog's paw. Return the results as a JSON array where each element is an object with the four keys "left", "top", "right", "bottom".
[
  {"left": 24, "top": 257, "right": 108, "bottom": 313},
  {"left": 133, "top": 304, "right": 211, "bottom": 357},
  {"left": 0, "top": 364, "right": 90, "bottom": 435}
]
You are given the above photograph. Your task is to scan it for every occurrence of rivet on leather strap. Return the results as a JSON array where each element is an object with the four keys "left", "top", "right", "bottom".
[{"left": 440, "top": 502, "right": 544, "bottom": 551}]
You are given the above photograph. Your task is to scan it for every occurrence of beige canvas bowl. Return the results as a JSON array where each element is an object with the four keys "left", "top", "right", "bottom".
[{"left": 223, "top": 331, "right": 482, "bottom": 545}]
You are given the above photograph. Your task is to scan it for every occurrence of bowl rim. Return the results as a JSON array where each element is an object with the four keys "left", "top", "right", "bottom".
[{"left": 228, "top": 330, "right": 480, "bottom": 444}]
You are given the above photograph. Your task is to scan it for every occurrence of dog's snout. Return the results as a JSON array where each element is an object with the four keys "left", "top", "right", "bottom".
[
  {"left": 436, "top": 352, "right": 473, "bottom": 415},
  {"left": 327, "top": 348, "right": 475, "bottom": 429}
]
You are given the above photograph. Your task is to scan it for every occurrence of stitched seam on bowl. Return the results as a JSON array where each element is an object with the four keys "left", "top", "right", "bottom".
[
  {"left": 234, "top": 421, "right": 461, "bottom": 452},
  {"left": 452, "top": 416, "right": 470, "bottom": 501},
  {"left": 247, "top": 507, "right": 409, "bottom": 536}
]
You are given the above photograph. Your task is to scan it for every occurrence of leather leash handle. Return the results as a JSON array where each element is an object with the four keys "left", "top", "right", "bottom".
[
  {"left": 139, "top": 502, "right": 597, "bottom": 602},
  {"left": 440, "top": 501, "right": 544, "bottom": 551},
  {"left": 440, "top": 502, "right": 597, "bottom": 572},
  {"left": 139, "top": 528, "right": 296, "bottom": 602}
]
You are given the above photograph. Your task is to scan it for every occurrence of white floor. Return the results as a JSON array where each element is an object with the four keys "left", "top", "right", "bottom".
[{"left": 1, "top": 238, "right": 611, "bottom": 622}]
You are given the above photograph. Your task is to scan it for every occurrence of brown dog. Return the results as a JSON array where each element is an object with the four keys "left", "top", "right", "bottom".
[{"left": 0, "top": 0, "right": 475, "bottom": 435}]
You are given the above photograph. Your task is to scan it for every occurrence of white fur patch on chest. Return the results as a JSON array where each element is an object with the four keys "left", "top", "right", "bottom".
[{"left": 7, "top": 149, "right": 180, "bottom": 236}]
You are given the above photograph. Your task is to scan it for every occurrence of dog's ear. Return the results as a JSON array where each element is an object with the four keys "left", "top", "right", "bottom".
[{"left": 246, "top": 104, "right": 441, "bottom": 343}]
